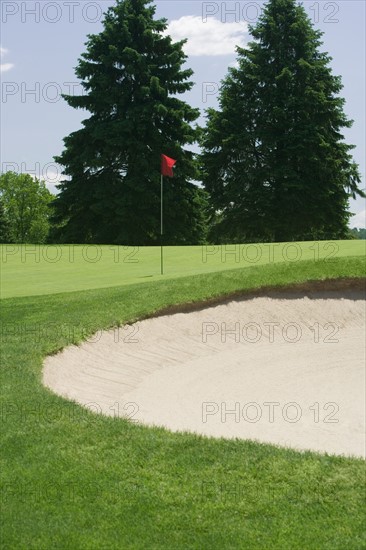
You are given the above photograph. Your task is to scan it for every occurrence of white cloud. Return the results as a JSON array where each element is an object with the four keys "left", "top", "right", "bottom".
[
  {"left": 350, "top": 208, "right": 366, "bottom": 228},
  {"left": 0, "top": 47, "right": 14, "bottom": 73},
  {"left": 166, "top": 16, "right": 248, "bottom": 56},
  {"left": 0, "top": 64, "right": 14, "bottom": 73}
]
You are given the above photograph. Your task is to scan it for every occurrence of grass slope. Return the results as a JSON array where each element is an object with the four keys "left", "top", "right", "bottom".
[
  {"left": 0, "top": 256, "right": 365, "bottom": 549},
  {"left": 1, "top": 240, "right": 364, "bottom": 299}
]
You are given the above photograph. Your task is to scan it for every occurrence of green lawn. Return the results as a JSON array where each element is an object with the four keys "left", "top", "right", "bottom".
[
  {"left": 1, "top": 240, "right": 364, "bottom": 298},
  {"left": 1, "top": 246, "right": 365, "bottom": 549}
]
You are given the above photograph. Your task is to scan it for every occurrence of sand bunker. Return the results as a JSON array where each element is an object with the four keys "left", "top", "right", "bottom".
[{"left": 43, "top": 288, "right": 365, "bottom": 458}]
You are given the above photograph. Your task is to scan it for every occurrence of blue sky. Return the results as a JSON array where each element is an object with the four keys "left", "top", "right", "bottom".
[{"left": 1, "top": 0, "right": 365, "bottom": 227}]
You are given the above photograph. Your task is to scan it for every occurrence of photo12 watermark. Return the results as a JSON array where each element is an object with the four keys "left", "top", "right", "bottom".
[
  {"left": 0, "top": 322, "right": 140, "bottom": 344},
  {"left": 1, "top": 2, "right": 104, "bottom": 24},
  {"left": 201, "top": 320, "right": 340, "bottom": 344},
  {"left": 1, "top": 244, "right": 140, "bottom": 264},
  {"left": 0, "top": 478, "right": 147, "bottom": 505},
  {"left": 201, "top": 401, "right": 340, "bottom": 424},
  {"left": 1, "top": 161, "right": 65, "bottom": 190},
  {"left": 201, "top": 242, "right": 340, "bottom": 264},
  {"left": 1, "top": 400, "right": 140, "bottom": 425},
  {"left": 201, "top": 2, "right": 340, "bottom": 24},
  {"left": 201, "top": 478, "right": 341, "bottom": 505},
  {"left": 1, "top": 81, "right": 84, "bottom": 104}
]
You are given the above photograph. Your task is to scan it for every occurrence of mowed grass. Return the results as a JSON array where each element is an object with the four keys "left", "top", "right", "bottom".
[
  {"left": 1, "top": 250, "right": 366, "bottom": 548},
  {"left": 1, "top": 239, "right": 364, "bottom": 298}
]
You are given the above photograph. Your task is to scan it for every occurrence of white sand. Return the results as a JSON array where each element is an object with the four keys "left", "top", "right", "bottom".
[{"left": 43, "top": 291, "right": 366, "bottom": 458}]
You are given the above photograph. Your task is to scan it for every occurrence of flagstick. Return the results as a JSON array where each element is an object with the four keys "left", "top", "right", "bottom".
[{"left": 160, "top": 173, "right": 164, "bottom": 275}]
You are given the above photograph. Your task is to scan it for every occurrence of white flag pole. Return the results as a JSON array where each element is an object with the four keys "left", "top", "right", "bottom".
[{"left": 160, "top": 173, "right": 164, "bottom": 275}]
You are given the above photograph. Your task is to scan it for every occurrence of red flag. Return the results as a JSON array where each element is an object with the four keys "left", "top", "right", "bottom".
[{"left": 161, "top": 154, "right": 176, "bottom": 178}]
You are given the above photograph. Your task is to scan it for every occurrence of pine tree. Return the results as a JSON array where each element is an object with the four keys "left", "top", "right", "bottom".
[
  {"left": 52, "top": 0, "right": 207, "bottom": 245},
  {"left": 201, "top": 0, "right": 364, "bottom": 243}
]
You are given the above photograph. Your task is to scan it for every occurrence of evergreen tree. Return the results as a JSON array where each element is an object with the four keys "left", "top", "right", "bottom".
[
  {"left": 201, "top": 0, "right": 364, "bottom": 242},
  {"left": 0, "top": 197, "right": 10, "bottom": 243},
  {"left": 52, "top": 0, "right": 207, "bottom": 245}
]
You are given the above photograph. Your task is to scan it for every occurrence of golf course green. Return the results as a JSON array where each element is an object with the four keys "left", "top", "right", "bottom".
[
  {"left": 1, "top": 240, "right": 364, "bottom": 299},
  {"left": 1, "top": 241, "right": 365, "bottom": 549}
]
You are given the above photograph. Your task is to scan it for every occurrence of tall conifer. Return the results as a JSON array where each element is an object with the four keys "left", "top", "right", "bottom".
[
  {"left": 201, "top": 0, "right": 364, "bottom": 242},
  {"left": 53, "top": 0, "right": 207, "bottom": 244}
]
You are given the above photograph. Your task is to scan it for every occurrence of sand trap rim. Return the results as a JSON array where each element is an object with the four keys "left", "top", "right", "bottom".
[{"left": 142, "top": 277, "right": 365, "bottom": 321}]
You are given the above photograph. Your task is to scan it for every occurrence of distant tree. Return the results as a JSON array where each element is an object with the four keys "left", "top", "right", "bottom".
[
  {"left": 201, "top": 0, "right": 365, "bottom": 242},
  {"left": 350, "top": 227, "right": 366, "bottom": 239},
  {"left": 0, "top": 197, "right": 10, "bottom": 243},
  {"left": 52, "top": 0, "right": 207, "bottom": 245},
  {"left": 0, "top": 172, "right": 54, "bottom": 243}
]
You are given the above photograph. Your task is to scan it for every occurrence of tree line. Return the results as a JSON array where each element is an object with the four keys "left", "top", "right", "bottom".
[{"left": 1, "top": 0, "right": 364, "bottom": 245}]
